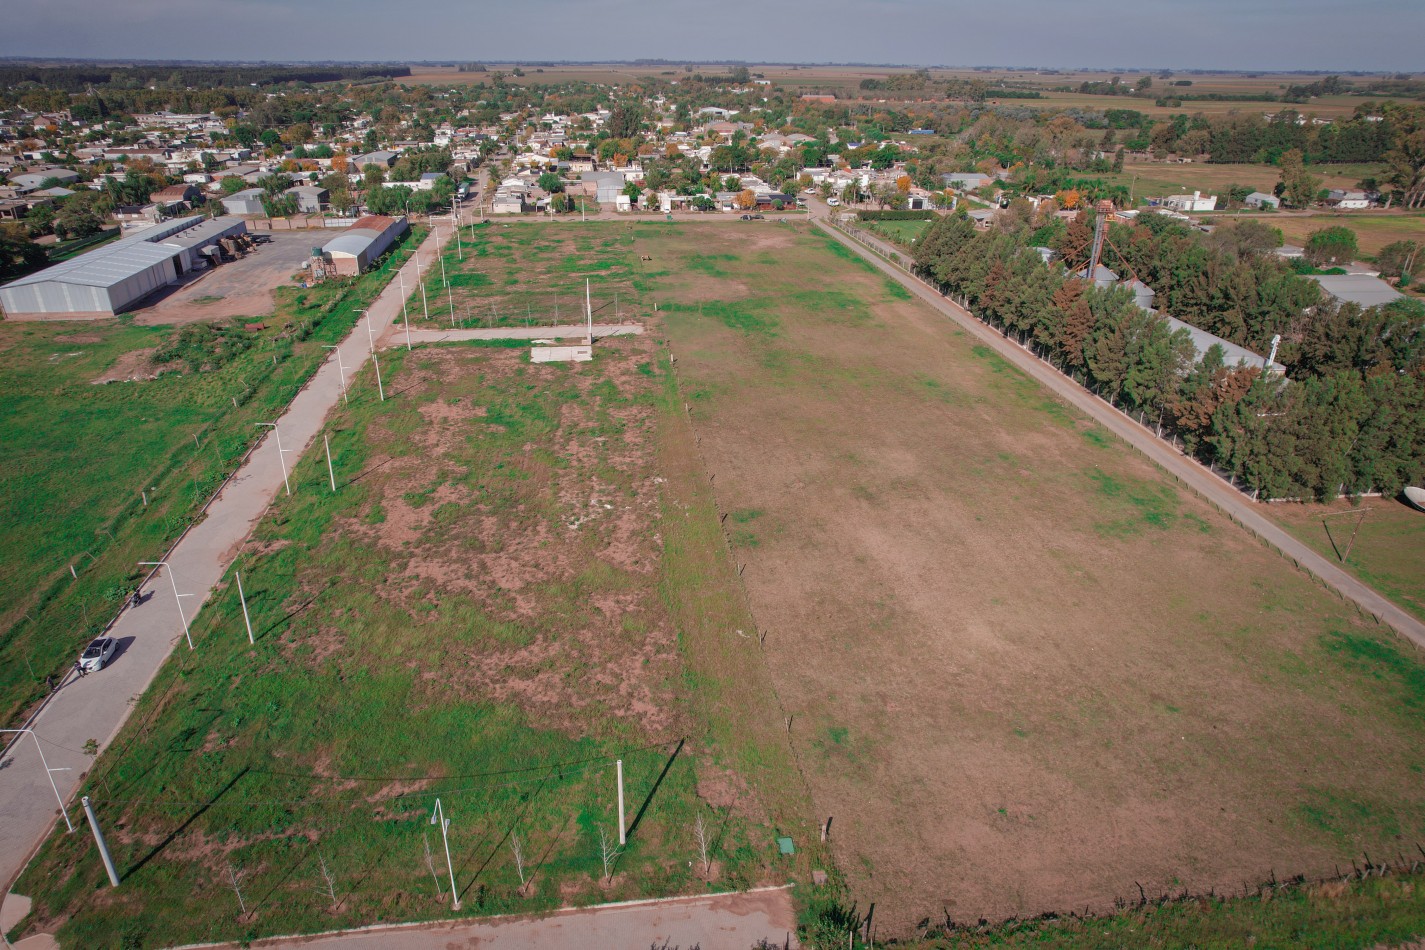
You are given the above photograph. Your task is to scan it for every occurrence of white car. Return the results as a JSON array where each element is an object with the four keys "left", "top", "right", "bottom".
[
  {"left": 827, "top": 198, "right": 840, "bottom": 206},
  {"left": 78, "top": 636, "right": 117, "bottom": 673}
]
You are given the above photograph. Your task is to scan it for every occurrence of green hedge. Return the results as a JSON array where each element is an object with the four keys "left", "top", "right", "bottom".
[{"left": 856, "top": 210, "right": 937, "bottom": 221}]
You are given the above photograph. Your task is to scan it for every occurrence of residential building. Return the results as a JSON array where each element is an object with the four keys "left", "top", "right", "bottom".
[
  {"left": 1244, "top": 191, "right": 1280, "bottom": 210},
  {"left": 1161, "top": 190, "right": 1218, "bottom": 212},
  {"left": 220, "top": 188, "right": 266, "bottom": 215}
]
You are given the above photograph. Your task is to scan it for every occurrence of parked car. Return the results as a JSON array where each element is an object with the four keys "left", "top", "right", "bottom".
[{"left": 77, "top": 636, "right": 116, "bottom": 673}]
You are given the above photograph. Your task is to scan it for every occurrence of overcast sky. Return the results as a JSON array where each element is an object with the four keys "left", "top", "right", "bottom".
[{"left": 0, "top": 0, "right": 1419, "bottom": 73}]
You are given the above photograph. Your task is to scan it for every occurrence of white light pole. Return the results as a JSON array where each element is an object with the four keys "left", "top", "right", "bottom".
[
  {"left": 431, "top": 798, "right": 460, "bottom": 909},
  {"left": 616, "top": 758, "right": 626, "bottom": 845},
  {"left": 397, "top": 270, "right": 412, "bottom": 350},
  {"left": 0, "top": 729, "right": 74, "bottom": 833},
  {"left": 357, "top": 309, "right": 385, "bottom": 401},
  {"left": 235, "top": 570, "right": 254, "bottom": 644},
  {"left": 256, "top": 422, "right": 293, "bottom": 496},
  {"left": 138, "top": 561, "right": 194, "bottom": 650},
  {"left": 322, "top": 345, "right": 349, "bottom": 405},
  {"left": 435, "top": 224, "right": 446, "bottom": 286}
]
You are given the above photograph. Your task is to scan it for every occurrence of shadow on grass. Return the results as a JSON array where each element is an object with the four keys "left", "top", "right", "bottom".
[
  {"left": 124, "top": 765, "right": 250, "bottom": 878},
  {"left": 626, "top": 738, "right": 684, "bottom": 840}
]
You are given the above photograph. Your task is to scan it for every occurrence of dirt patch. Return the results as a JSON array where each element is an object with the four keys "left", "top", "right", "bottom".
[
  {"left": 90, "top": 347, "right": 166, "bottom": 384},
  {"left": 336, "top": 339, "right": 687, "bottom": 739},
  {"left": 57, "top": 332, "right": 103, "bottom": 343}
]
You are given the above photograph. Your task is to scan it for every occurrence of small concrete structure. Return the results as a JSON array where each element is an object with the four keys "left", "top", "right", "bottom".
[{"left": 531, "top": 344, "right": 593, "bottom": 363}]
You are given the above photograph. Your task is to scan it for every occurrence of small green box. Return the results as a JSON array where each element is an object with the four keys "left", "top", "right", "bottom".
[{"left": 777, "top": 836, "right": 796, "bottom": 855}]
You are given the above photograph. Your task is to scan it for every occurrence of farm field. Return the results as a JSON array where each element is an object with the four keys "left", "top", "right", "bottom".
[
  {"left": 1102, "top": 162, "right": 1381, "bottom": 204},
  {"left": 1266, "top": 211, "right": 1425, "bottom": 258},
  {"left": 1270, "top": 499, "right": 1425, "bottom": 623},
  {"left": 12, "top": 319, "right": 811, "bottom": 947},
  {"left": 0, "top": 230, "right": 424, "bottom": 730},
  {"left": 620, "top": 222, "right": 1425, "bottom": 931}
]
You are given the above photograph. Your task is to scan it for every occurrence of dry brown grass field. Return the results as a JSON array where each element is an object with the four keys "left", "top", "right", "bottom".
[{"left": 608, "top": 220, "right": 1425, "bottom": 932}]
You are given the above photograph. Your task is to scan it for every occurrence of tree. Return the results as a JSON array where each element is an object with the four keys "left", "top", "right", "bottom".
[
  {"left": 608, "top": 103, "right": 643, "bottom": 139},
  {"left": 622, "top": 180, "right": 644, "bottom": 207},
  {"left": 1305, "top": 225, "right": 1358, "bottom": 267},
  {"left": 537, "top": 171, "right": 563, "bottom": 193},
  {"left": 1277, "top": 148, "right": 1321, "bottom": 208},
  {"left": 734, "top": 188, "right": 756, "bottom": 210},
  {"left": 1382, "top": 104, "right": 1425, "bottom": 208},
  {"left": 0, "top": 222, "right": 47, "bottom": 282},
  {"left": 1376, "top": 240, "right": 1421, "bottom": 284}
]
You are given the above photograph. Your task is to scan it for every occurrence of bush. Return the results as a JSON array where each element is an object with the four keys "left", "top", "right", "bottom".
[{"left": 857, "top": 210, "right": 937, "bottom": 221}]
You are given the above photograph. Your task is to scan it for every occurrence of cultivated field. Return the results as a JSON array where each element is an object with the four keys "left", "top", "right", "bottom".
[
  {"left": 12, "top": 265, "right": 813, "bottom": 945},
  {"left": 629, "top": 222, "right": 1425, "bottom": 931}
]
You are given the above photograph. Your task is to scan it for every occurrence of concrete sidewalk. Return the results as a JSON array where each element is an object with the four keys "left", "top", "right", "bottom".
[
  {"left": 195, "top": 887, "right": 797, "bottom": 950},
  {"left": 0, "top": 225, "right": 452, "bottom": 899}
]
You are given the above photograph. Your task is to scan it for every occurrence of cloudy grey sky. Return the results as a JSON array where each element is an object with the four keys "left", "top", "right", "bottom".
[{"left": 0, "top": 0, "right": 1419, "bottom": 72}]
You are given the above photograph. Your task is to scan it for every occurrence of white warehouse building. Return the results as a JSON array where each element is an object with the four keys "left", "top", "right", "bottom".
[{"left": 0, "top": 216, "right": 248, "bottom": 319}]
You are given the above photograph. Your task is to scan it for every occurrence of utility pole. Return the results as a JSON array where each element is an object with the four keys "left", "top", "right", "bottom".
[
  {"left": 82, "top": 797, "right": 120, "bottom": 887},
  {"left": 236, "top": 571, "right": 254, "bottom": 644},
  {"left": 397, "top": 270, "right": 411, "bottom": 348},
  {"left": 616, "top": 758, "right": 626, "bottom": 845},
  {"left": 323, "top": 434, "right": 336, "bottom": 492}
]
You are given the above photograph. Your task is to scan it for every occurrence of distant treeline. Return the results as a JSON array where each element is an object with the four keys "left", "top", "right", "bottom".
[{"left": 0, "top": 64, "right": 409, "bottom": 93}]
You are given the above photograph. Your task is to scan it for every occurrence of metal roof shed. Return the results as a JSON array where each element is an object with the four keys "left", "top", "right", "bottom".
[
  {"left": 1309, "top": 274, "right": 1406, "bottom": 309},
  {"left": 0, "top": 241, "right": 178, "bottom": 316}
]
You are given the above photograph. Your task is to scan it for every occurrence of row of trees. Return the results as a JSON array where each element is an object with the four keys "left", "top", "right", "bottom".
[{"left": 910, "top": 211, "right": 1425, "bottom": 499}]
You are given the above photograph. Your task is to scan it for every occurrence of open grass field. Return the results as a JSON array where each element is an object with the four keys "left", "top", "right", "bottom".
[
  {"left": 1106, "top": 162, "right": 1382, "bottom": 203},
  {"left": 863, "top": 219, "right": 932, "bottom": 249},
  {"left": 11, "top": 281, "right": 816, "bottom": 946},
  {"left": 1265, "top": 211, "right": 1425, "bottom": 258},
  {"left": 608, "top": 221, "right": 1425, "bottom": 932},
  {"left": 0, "top": 230, "right": 425, "bottom": 731},
  {"left": 411, "top": 221, "right": 644, "bottom": 332},
  {"left": 1270, "top": 498, "right": 1425, "bottom": 624}
]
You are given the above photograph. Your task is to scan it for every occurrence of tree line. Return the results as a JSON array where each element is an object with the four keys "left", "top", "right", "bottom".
[{"left": 910, "top": 211, "right": 1425, "bottom": 500}]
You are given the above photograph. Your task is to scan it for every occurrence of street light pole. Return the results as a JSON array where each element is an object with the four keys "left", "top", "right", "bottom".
[
  {"left": 256, "top": 422, "right": 293, "bottom": 496},
  {"left": 321, "top": 345, "right": 349, "bottom": 405},
  {"left": 357, "top": 309, "right": 385, "bottom": 401},
  {"left": 0, "top": 729, "right": 75, "bottom": 833},
  {"left": 431, "top": 798, "right": 460, "bottom": 909},
  {"left": 397, "top": 270, "right": 412, "bottom": 350},
  {"left": 137, "top": 561, "right": 193, "bottom": 650}
]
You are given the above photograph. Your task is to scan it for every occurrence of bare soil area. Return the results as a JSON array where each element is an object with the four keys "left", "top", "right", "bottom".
[
  {"left": 648, "top": 224, "right": 1425, "bottom": 933},
  {"left": 334, "top": 338, "right": 687, "bottom": 740},
  {"left": 132, "top": 232, "right": 316, "bottom": 325}
]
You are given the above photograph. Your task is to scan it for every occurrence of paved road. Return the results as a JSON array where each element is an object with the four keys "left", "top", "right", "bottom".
[
  {"left": 190, "top": 887, "right": 797, "bottom": 950},
  {"left": 808, "top": 202, "right": 1425, "bottom": 649},
  {"left": 0, "top": 225, "right": 452, "bottom": 896}
]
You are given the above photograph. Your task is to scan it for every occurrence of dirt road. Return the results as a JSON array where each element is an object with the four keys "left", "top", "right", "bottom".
[
  {"left": 810, "top": 206, "right": 1425, "bottom": 650},
  {"left": 192, "top": 887, "right": 797, "bottom": 950}
]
